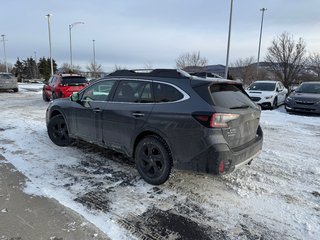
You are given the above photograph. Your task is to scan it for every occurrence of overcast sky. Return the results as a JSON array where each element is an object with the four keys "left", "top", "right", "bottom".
[{"left": 1, "top": 0, "right": 320, "bottom": 71}]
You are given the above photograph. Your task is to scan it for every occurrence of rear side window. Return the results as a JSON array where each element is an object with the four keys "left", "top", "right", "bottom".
[
  {"left": 210, "top": 84, "right": 256, "bottom": 109},
  {"left": 154, "top": 83, "right": 183, "bottom": 103},
  {"left": 113, "top": 80, "right": 153, "bottom": 103},
  {"left": 61, "top": 77, "right": 87, "bottom": 84}
]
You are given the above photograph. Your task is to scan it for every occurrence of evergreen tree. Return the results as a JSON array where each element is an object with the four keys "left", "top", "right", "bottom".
[
  {"left": 38, "top": 57, "right": 57, "bottom": 80},
  {"left": 12, "top": 58, "right": 24, "bottom": 81}
]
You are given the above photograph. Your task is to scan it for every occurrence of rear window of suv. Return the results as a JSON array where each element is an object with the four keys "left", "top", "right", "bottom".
[
  {"left": 61, "top": 76, "right": 87, "bottom": 84},
  {"left": 210, "top": 84, "right": 256, "bottom": 109}
]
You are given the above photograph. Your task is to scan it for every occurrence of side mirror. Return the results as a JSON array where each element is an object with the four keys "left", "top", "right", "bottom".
[{"left": 71, "top": 92, "right": 79, "bottom": 102}]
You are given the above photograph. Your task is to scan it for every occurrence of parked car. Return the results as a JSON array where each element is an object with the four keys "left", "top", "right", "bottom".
[
  {"left": 46, "top": 69, "right": 263, "bottom": 185},
  {"left": 42, "top": 74, "right": 88, "bottom": 101},
  {"left": 0, "top": 72, "right": 18, "bottom": 92},
  {"left": 246, "top": 80, "right": 288, "bottom": 109},
  {"left": 285, "top": 82, "right": 320, "bottom": 114}
]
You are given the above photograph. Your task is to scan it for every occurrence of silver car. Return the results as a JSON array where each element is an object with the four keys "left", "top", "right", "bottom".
[
  {"left": 285, "top": 82, "right": 320, "bottom": 114},
  {"left": 0, "top": 72, "right": 18, "bottom": 92}
]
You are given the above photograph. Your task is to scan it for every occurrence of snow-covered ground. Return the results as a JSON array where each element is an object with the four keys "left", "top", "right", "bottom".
[{"left": 0, "top": 84, "right": 319, "bottom": 239}]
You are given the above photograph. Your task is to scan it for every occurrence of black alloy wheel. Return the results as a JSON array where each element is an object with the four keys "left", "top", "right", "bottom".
[
  {"left": 135, "top": 136, "right": 171, "bottom": 185},
  {"left": 47, "top": 115, "right": 72, "bottom": 146}
]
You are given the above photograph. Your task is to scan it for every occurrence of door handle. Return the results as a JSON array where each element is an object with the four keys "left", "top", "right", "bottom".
[
  {"left": 132, "top": 112, "right": 145, "bottom": 118},
  {"left": 93, "top": 108, "right": 102, "bottom": 113}
]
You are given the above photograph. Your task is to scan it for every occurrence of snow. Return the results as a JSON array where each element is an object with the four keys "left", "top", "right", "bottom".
[{"left": 0, "top": 84, "right": 319, "bottom": 239}]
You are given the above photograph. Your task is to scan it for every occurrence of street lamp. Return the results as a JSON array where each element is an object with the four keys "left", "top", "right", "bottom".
[
  {"left": 45, "top": 14, "right": 54, "bottom": 76},
  {"left": 257, "top": 8, "right": 267, "bottom": 73},
  {"left": 69, "top": 22, "right": 84, "bottom": 71},
  {"left": 1, "top": 34, "right": 8, "bottom": 73},
  {"left": 225, "top": 0, "right": 234, "bottom": 79},
  {"left": 92, "top": 39, "right": 96, "bottom": 77}
]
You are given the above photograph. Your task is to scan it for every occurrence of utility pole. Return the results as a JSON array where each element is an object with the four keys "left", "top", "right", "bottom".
[
  {"left": 225, "top": 0, "right": 234, "bottom": 79},
  {"left": 69, "top": 22, "right": 84, "bottom": 71},
  {"left": 92, "top": 39, "right": 96, "bottom": 77},
  {"left": 1, "top": 34, "right": 8, "bottom": 72},
  {"left": 257, "top": 8, "right": 267, "bottom": 74},
  {"left": 45, "top": 14, "right": 54, "bottom": 76}
]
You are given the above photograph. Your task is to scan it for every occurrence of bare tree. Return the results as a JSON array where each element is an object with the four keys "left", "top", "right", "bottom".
[
  {"left": 175, "top": 51, "right": 208, "bottom": 71},
  {"left": 86, "top": 61, "right": 103, "bottom": 78},
  {"left": 308, "top": 52, "right": 320, "bottom": 81},
  {"left": 61, "top": 63, "right": 82, "bottom": 74},
  {"left": 231, "top": 56, "right": 257, "bottom": 85},
  {"left": 113, "top": 65, "right": 127, "bottom": 71},
  {"left": 265, "top": 32, "right": 307, "bottom": 88},
  {"left": 143, "top": 62, "right": 153, "bottom": 69}
]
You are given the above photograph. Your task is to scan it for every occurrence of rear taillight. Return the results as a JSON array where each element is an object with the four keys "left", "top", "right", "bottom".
[
  {"left": 219, "top": 161, "right": 225, "bottom": 174},
  {"left": 210, "top": 113, "right": 239, "bottom": 128},
  {"left": 193, "top": 112, "right": 239, "bottom": 128}
]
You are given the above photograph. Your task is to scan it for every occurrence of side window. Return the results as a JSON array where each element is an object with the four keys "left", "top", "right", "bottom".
[
  {"left": 82, "top": 80, "right": 116, "bottom": 102},
  {"left": 113, "top": 81, "right": 152, "bottom": 103},
  {"left": 154, "top": 83, "right": 183, "bottom": 103}
]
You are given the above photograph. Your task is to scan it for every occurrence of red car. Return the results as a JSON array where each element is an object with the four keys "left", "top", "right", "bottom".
[{"left": 42, "top": 74, "right": 88, "bottom": 101}]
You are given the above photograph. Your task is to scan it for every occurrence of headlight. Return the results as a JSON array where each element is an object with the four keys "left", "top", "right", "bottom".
[{"left": 265, "top": 95, "right": 273, "bottom": 99}]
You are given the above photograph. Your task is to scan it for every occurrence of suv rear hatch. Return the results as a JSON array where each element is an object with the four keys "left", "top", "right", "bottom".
[
  {"left": 193, "top": 80, "right": 261, "bottom": 149},
  {"left": 61, "top": 76, "right": 88, "bottom": 86}
]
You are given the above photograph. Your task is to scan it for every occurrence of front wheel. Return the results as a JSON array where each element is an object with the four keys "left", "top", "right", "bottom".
[
  {"left": 42, "top": 90, "right": 50, "bottom": 102},
  {"left": 272, "top": 97, "right": 278, "bottom": 109},
  {"left": 135, "top": 136, "right": 172, "bottom": 185},
  {"left": 47, "top": 115, "right": 73, "bottom": 146}
]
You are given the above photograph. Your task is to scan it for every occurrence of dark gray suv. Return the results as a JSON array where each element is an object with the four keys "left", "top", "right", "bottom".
[{"left": 46, "top": 69, "right": 263, "bottom": 185}]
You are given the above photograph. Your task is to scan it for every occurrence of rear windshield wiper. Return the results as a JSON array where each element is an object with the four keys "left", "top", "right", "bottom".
[{"left": 229, "top": 105, "right": 250, "bottom": 109}]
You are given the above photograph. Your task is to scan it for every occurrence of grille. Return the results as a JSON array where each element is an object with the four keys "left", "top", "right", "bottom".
[{"left": 250, "top": 97, "right": 261, "bottom": 102}]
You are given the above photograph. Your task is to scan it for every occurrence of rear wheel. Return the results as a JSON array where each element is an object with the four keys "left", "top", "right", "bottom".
[
  {"left": 47, "top": 115, "right": 72, "bottom": 146},
  {"left": 135, "top": 136, "right": 172, "bottom": 185},
  {"left": 52, "top": 92, "right": 57, "bottom": 100},
  {"left": 13, "top": 88, "right": 18, "bottom": 92}
]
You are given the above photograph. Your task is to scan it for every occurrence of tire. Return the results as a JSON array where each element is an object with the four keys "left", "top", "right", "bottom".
[
  {"left": 135, "top": 136, "right": 172, "bottom": 185},
  {"left": 47, "top": 115, "right": 73, "bottom": 146},
  {"left": 272, "top": 97, "right": 278, "bottom": 109},
  {"left": 42, "top": 90, "right": 50, "bottom": 102},
  {"left": 52, "top": 92, "right": 57, "bottom": 100},
  {"left": 13, "top": 88, "right": 19, "bottom": 92}
]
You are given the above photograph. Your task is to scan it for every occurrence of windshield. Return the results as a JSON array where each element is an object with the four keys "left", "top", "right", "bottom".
[
  {"left": 248, "top": 82, "right": 276, "bottom": 91},
  {"left": 296, "top": 83, "right": 320, "bottom": 94},
  {"left": 210, "top": 84, "right": 256, "bottom": 109},
  {"left": 0, "top": 73, "right": 14, "bottom": 79},
  {"left": 61, "top": 77, "right": 88, "bottom": 84}
]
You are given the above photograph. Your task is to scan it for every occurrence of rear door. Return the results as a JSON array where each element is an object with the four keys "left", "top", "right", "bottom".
[
  {"left": 210, "top": 84, "right": 261, "bottom": 149},
  {"left": 101, "top": 80, "right": 154, "bottom": 153}
]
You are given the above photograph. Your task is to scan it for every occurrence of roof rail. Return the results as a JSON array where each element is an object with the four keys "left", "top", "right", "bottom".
[{"left": 108, "top": 69, "right": 191, "bottom": 79}]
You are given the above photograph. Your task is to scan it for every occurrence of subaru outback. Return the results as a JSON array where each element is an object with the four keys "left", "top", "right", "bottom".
[{"left": 46, "top": 69, "right": 263, "bottom": 185}]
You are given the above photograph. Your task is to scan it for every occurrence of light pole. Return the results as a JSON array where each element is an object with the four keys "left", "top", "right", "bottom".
[
  {"left": 1, "top": 34, "right": 8, "bottom": 73},
  {"left": 69, "top": 22, "right": 84, "bottom": 71},
  {"left": 92, "top": 39, "right": 96, "bottom": 77},
  {"left": 257, "top": 8, "right": 267, "bottom": 74},
  {"left": 45, "top": 14, "right": 54, "bottom": 76},
  {"left": 225, "top": 0, "right": 234, "bottom": 79}
]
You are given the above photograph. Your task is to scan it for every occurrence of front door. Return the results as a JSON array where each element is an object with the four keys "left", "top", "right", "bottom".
[{"left": 101, "top": 80, "right": 154, "bottom": 154}]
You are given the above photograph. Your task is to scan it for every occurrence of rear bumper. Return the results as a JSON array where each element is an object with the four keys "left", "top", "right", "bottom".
[
  {"left": 0, "top": 83, "right": 18, "bottom": 90},
  {"left": 176, "top": 126, "right": 263, "bottom": 175}
]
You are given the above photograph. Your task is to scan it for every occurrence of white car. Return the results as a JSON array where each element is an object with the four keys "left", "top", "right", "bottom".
[
  {"left": 0, "top": 72, "right": 18, "bottom": 92},
  {"left": 246, "top": 80, "right": 288, "bottom": 109}
]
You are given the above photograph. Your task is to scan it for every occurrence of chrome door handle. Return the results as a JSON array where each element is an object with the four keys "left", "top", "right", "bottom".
[{"left": 132, "top": 112, "right": 144, "bottom": 118}]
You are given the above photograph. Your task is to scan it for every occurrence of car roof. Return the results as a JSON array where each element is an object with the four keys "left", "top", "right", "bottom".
[
  {"left": 301, "top": 81, "right": 320, "bottom": 84},
  {"left": 252, "top": 80, "right": 278, "bottom": 83}
]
